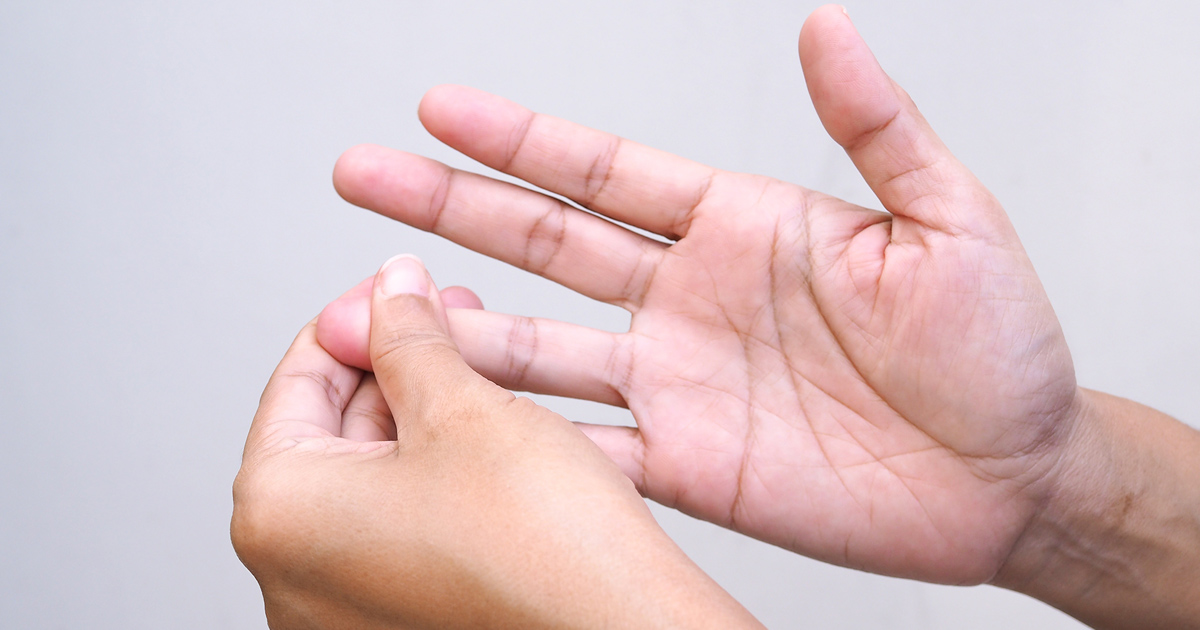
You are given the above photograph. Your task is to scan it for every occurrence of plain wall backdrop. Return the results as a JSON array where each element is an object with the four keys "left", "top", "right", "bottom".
[{"left": 2, "top": 1, "right": 1197, "bottom": 628}]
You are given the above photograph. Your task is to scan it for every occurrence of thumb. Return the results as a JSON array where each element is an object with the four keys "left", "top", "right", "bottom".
[
  {"left": 799, "top": 5, "right": 1008, "bottom": 237},
  {"left": 369, "top": 254, "right": 491, "bottom": 428}
]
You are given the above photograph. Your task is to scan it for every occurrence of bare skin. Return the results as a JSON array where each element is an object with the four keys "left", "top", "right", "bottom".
[
  {"left": 307, "top": 5, "right": 1200, "bottom": 627},
  {"left": 319, "top": 6, "right": 1075, "bottom": 584},
  {"left": 233, "top": 256, "right": 762, "bottom": 629}
]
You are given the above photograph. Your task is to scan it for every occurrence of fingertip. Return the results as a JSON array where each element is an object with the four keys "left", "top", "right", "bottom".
[
  {"left": 417, "top": 85, "right": 529, "bottom": 171},
  {"left": 417, "top": 84, "right": 472, "bottom": 137},
  {"left": 332, "top": 143, "right": 389, "bottom": 207},
  {"left": 371, "top": 254, "right": 453, "bottom": 335},
  {"left": 375, "top": 254, "right": 431, "bottom": 299},
  {"left": 439, "top": 285, "right": 484, "bottom": 310},
  {"left": 316, "top": 294, "right": 372, "bottom": 371},
  {"left": 799, "top": 5, "right": 898, "bottom": 150},
  {"left": 367, "top": 255, "right": 483, "bottom": 425},
  {"left": 798, "top": 4, "right": 851, "bottom": 59},
  {"left": 802, "top": 3, "right": 853, "bottom": 34},
  {"left": 417, "top": 84, "right": 464, "bottom": 118}
]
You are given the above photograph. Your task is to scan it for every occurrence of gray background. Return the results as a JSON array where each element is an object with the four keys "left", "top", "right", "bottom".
[{"left": 2, "top": 1, "right": 1197, "bottom": 628}]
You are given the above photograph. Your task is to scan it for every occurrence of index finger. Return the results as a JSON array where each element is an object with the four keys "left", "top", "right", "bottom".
[
  {"left": 418, "top": 85, "right": 719, "bottom": 241},
  {"left": 245, "top": 320, "right": 364, "bottom": 455}
]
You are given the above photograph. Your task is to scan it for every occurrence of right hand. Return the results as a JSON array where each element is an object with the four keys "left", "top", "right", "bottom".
[{"left": 234, "top": 255, "right": 760, "bottom": 628}]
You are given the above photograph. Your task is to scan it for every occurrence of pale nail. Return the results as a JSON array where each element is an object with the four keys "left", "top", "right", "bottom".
[{"left": 379, "top": 254, "right": 429, "bottom": 298}]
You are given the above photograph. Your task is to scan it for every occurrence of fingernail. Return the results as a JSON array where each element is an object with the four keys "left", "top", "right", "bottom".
[{"left": 379, "top": 254, "right": 429, "bottom": 298}]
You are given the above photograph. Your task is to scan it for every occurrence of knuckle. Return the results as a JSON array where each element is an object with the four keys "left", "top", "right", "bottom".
[
  {"left": 521, "top": 200, "right": 567, "bottom": 275},
  {"left": 603, "top": 333, "right": 636, "bottom": 399},
  {"left": 581, "top": 136, "right": 621, "bottom": 207},
  {"left": 618, "top": 242, "right": 663, "bottom": 310},
  {"left": 502, "top": 111, "right": 535, "bottom": 171},
  {"left": 502, "top": 317, "right": 539, "bottom": 387},
  {"left": 499, "top": 393, "right": 539, "bottom": 420},
  {"left": 425, "top": 167, "right": 454, "bottom": 233}
]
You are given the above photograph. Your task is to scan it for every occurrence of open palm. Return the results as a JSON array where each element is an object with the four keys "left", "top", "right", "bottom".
[{"left": 319, "top": 7, "right": 1079, "bottom": 585}]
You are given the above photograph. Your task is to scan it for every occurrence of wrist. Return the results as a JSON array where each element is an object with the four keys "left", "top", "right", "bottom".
[{"left": 992, "top": 388, "right": 1200, "bottom": 629}]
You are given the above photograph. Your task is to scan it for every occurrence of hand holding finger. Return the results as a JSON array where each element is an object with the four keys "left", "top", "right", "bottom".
[
  {"left": 244, "top": 320, "right": 363, "bottom": 453},
  {"left": 316, "top": 273, "right": 483, "bottom": 371}
]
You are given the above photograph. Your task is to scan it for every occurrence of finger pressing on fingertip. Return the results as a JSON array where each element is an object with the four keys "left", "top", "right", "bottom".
[
  {"left": 369, "top": 255, "right": 488, "bottom": 426},
  {"left": 317, "top": 275, "right": 484, "bottom": 371},
  {"left": 316, "top": 277, "right": 373, "bottom": 370}
]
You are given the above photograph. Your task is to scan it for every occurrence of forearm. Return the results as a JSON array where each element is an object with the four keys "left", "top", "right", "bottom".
[{"left": 994, "top": 388, "right": 1200, "bottom": 629}]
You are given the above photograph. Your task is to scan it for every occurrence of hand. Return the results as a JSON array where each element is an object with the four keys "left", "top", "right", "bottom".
[
  {"left": 232, "top": 256, "right": 760, "bottom": 628},
  {"left": 317, "top": 6, "right": 1078, "bottom": 585}
]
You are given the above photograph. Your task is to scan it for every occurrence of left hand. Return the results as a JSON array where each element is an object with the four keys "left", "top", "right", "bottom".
[
  {"left": 315, "top": 6, "right": 1080, "bottom": 586},
  {"left": 232, "top": 255, "right": 760, "bottom": 629}
]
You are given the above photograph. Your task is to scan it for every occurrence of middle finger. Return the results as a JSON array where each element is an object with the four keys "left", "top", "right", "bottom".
[{"left": 334, "top": 146, "right": 666, "bottom": 312}]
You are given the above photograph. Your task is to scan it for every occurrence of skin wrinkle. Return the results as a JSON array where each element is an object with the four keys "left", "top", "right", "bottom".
[
  {"left": 808, "top": 236, "right": 1014, "bottom": 477},
  {"left": 729, "top": 360, "right": 755, "bottom": 532},
  {"left": 692, "top": 257, "right": 756, "bottom": 532},
  {"left": 657, "top": 376, "right": 754, "bottom": 408},
  {"left": 800, "top": 187, "right": 893, "bottom": 394},
  {"left": 521, "top": 197, "right": 567, "bottom": 276},
  {"left": 278, "top": 370, "right": 354, "bottom": 414},
  {"left": 602, "top": 333, "right": 635, "bottom": 405},
  {"left": 748, "top": 176, "right": 774, "bottom": 216},
  {"left": 521, "top": 184, "right": 671, "bottom": 305},
  {"left": 615, "top": 423, "right": 648, "bottom": 498},
  {"left": 892, "top": 189, "right": 965, "bottom": 237},
  {"left": 503, "top": 316, "right": 539, "bottom": 391},
  {"left": 928, "top": 297, "right": 1057, "bottom": 466},
  {"left": 1038, "top": 518, "right": 1146, "bottom": 602},
  {"left": 425, "top": 166, "right": 455, "bottom": 234},
  {"left": 841, "top": 102, "right": 902, "bottom": 153},
  {"left": 766, "top": 211, "right": 870, "bottom": 539},
  {"left": 866, "top": 239, "right": 917, "bottom": 348},
  {"left": 343, "top": 405, "right": 393, "bottom": 440},
  {"left": 871, "top": 141, "right": 962, "bottom": 235},
  {"left": 801, "top": 364, "right": 921, "bottom": 463},
  {"left": 408, "top": 154, "right": 676, "bottom": 310},
  {"left": 786, "top": 374, "right": 905, "bottom": 568},
  {"left": 999, "top": 518, "right": 1059, "bottom": 593},
  {"left": 776, "top": 296, "right": 1026, "bottom": 521},
  {"left": 786, "top": 338, "right": 943, "bottom": 492},
  {"left": 846, "top": 223, "right": 892, "bottom": 312},
  {"left": 833, "top": 444, "right": 945, "bottom": 468},
  {"left": 872, "top": 153, "right": 949, "bottom": 197},
  {"left": 579, "top": 135, "right": 622, "bottom": 211},
  {"left": 801, "top": 270, "right": 907, "bottom": 436},
  {"left": 829, "top": 235, "right": 1060, "bottom": 488},
  {"left": 861, "top": 448, "right": 961, "bottom": 569},
  {"left": 848, "top": 100, "right": 965, "bottom": 224},
  {"left": 797, "top": 374, "right": 867, "bottom": 520},
  {"left": 617, "top": 239, "right": 665, "bottom": 312},
  {"left": 674, "top": 167, "right": 718, "bottom": 240},
  {"left": 254, "top": 421, "right": 335, "bottom": 451},
  {"left": 501, "top": 110, "right": 536, "bottom": 172}
]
